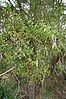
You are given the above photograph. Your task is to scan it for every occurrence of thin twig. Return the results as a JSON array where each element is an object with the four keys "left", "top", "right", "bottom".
[
  {"left": 0, "top": 66, "right": 15, "bottom": 77},
  {"left": 12, "top": 69, "right": 20, "bottom": 84}
]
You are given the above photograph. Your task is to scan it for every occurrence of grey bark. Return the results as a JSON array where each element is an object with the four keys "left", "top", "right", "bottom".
[{"left": 28, "top": 83, "right": 35, "bottom": 99}]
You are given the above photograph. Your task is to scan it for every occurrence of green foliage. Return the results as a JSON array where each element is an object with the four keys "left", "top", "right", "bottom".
[
  {"left": 42, "top": 90, "right": 53, "bottom": 99},
  {"left": 0, "top": 0, "right": 66, "bottom": 98}
]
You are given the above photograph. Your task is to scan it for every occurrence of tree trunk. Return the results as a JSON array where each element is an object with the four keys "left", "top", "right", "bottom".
[{"left": 28, "top": 83, "right": 35, "bottom": 99}]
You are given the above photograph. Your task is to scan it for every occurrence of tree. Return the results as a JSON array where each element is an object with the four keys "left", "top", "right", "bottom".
[{"left": 0, "top": 0, "right": 66, "bottom": 99}]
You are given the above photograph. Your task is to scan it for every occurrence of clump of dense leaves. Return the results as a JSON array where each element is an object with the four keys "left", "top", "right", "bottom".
[{"left": 0, "top": 0, "right": 66, "bottom": 99}]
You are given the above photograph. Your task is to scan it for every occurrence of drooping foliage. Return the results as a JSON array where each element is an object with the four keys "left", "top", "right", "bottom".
[{"left": 0, "top": 0, "right": 66, "bottom": 98}]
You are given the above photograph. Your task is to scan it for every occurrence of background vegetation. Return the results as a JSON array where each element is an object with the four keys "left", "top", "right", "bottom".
[{"left": 0, "top": 0, "right": 66, "bottom": 99}]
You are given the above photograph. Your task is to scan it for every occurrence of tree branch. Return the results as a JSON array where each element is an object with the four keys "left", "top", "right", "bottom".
[
  {"left": 8, "top": 0, "right": 18, "bottom": 11},
  {"left": 0, "top": 66, "right": 15, "bottom": 77},
  {"left": 7, "top": 0, "right": 30, "bottom": 18},
  {"left": 12, "top": 69, "right": 20, "bottom": 83}
]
